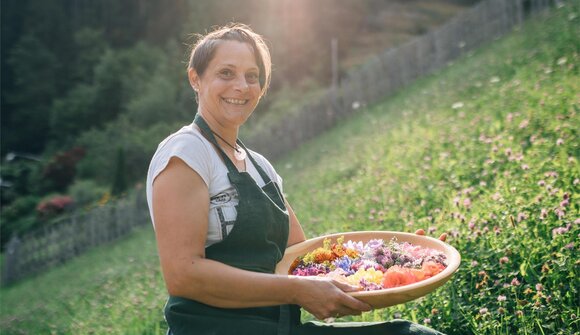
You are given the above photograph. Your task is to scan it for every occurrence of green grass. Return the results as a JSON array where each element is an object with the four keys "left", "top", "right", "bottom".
[{"left": 1, "top": 3, "right": 579, "bottom": 335}]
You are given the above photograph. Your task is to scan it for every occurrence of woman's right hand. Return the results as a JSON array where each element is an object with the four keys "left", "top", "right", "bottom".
[{"left": 291, "top": 276, "right": 372, "bottom": 320}]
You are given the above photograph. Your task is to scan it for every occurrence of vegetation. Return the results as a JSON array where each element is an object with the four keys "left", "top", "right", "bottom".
[
  {"left": 1, "top": 2, "right": 578, "bottom": 335},
  {"left": 1, "top": 0, "right": 469, "bottom": 246}
]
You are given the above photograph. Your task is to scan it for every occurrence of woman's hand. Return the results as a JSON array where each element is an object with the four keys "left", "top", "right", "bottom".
[
  {"left": 414, "top": 229, "right": 447, "bottom": 242},
  {"left": 291, "top": 276, "right": 372, "bottom": 320}
]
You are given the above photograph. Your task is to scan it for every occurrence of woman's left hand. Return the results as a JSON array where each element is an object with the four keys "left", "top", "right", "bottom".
[{"left": 414, "top": 229, "right": 447, "bottom": 242}]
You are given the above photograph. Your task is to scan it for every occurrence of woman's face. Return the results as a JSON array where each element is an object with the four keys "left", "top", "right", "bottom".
[{"left": 191, "top": 40, "right": 262, "bottom": 129}]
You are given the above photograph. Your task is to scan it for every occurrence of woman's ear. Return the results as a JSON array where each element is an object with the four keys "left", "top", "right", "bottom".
[{"left": 188, "top": 68, "right": 199, "bottom": 92}]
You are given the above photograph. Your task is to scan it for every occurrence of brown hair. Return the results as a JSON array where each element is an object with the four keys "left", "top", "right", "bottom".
[{"left": 188, "top": 23, "right": 272, "bottom": 96}]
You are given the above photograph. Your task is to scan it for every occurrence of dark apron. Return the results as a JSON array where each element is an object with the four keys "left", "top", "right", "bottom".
[{"left": 164, "top": 115, "right": 444, "bottom": 335}]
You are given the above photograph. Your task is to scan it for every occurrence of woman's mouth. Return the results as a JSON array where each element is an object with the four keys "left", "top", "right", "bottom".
[{"left": 222, "top": 98, "right": 248, "bottom": 105}]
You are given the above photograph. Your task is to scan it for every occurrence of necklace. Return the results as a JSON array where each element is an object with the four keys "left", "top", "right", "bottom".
[{"left": 210, "top": 130, "right": 247, "bottom": 161}]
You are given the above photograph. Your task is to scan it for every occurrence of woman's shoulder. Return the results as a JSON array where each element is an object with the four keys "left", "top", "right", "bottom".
[{"left": 156, "top": 123, "right": 206, "bottom": 153}]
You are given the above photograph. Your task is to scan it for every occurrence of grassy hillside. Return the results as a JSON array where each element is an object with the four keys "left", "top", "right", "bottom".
[{"left": 1, "top": 3, "right": 578, "bottom": 335}]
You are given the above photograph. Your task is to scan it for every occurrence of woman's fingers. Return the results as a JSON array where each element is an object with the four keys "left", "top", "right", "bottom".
[
  {"left": 296, "top": 277, "right": 372, "bottom": 320},
  {"left": 415, "top": 228, "right": 447, "bottom": 242}
]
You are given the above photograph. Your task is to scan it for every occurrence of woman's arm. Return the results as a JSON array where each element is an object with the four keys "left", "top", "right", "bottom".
[
  {"left": 153, "top": 157, "right": 371, "bottom": 318},
  {"left": 285, "top": 201, "right": 306, "bottom": 247}
]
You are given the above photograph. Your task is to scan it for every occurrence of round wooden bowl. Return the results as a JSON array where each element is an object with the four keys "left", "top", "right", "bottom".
[{"left": 275, "top": 231, "right": 461, "bottom": 309}]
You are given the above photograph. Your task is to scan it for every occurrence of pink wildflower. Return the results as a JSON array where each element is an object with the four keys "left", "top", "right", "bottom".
[
  {"left": 511, "top": 278, "right": 521, "bottom": 286},
  {"left": 499, "top": 257, "right": 509, "bottom": 265},
  {"left": 479, "top": 308, "right": 489, "bottom": 315},
  {"left": 505, "top": 148, "right": 512, "bottom": 156},
  {"left": 423, "top": 318, "right": 431, "bottom": 325},
  {"left": 521, "top": 164, "right": 530, "bottom": 170},
  {"left": 517, "top": 212, "right": 528, "bottom": 222},
  {"left": 535, "top": 284, "right": 543, "bottom": 292},
  {"left": 564, "top": 242, "right": 574, "bottom": 250},
  {"left": 556, "top": 138, "right": 564, "bottom": 146},
  {"left": 538, "top": 180, "right": 546, "bottom": 187},
  {"left": 463, "top": 198, "right": 472, "bottom": 209},
  {"left": 519, "top": 120, "right": 529, "bottom": 129},
  {"left": 498, "top": 295, "right": 507, "bottom": 302},
  {"left": 540, "top": 208, "right": 548, "bottom": 220}
]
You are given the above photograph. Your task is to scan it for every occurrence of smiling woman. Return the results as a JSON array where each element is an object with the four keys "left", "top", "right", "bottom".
[{"left": 146, "top": 23, "right": 445, "bottom": 335}]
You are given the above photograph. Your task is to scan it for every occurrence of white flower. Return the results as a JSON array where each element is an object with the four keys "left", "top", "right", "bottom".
[{"left": 452, "top": 102, "right": 464, "bottom": 109}]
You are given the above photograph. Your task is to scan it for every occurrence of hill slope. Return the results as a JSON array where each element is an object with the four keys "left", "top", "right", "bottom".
[{"left": 1, "top": 3, "right": 578, "bottom": 335}]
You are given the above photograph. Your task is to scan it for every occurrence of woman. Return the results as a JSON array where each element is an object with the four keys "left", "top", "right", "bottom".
[{"left": 146, "top": 23, "right": 446, "bottom": 335}]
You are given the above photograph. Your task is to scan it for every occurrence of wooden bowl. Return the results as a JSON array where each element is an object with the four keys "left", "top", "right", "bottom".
[{"left": 275, "top": 231, "right": 461, "bottom": 309}]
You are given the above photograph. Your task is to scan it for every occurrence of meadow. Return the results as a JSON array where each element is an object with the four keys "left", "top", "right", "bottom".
[{"left": 1, "top": 3, "right": 578, "bottom": 335}]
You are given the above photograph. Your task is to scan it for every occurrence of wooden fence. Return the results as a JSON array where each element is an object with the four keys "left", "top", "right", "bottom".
[
  {"left": 245, "top": 0, "right": 557, "bottom": 160},
  {"left": 0, "top": 0, "right": 556, "bottom": 286},
  {"left": 1, "top": 192, "right": 149, "bottom": 285}
]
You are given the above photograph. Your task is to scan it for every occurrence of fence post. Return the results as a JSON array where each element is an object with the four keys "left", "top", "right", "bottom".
[{"left": 2, "top": 235, "right": 22, "bottom": 286}]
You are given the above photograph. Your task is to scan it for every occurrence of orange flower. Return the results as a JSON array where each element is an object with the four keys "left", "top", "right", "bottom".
[
  {"left": 382, "top": 266, "right": 420, "bottom": 288},
  {"left": 422, "top": 261, "right": 445, "bottom": 278}
]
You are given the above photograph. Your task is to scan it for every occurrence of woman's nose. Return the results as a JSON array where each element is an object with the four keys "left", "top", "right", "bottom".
[{"left": 234, "top": 76, "right": 249, "bottom": 92}]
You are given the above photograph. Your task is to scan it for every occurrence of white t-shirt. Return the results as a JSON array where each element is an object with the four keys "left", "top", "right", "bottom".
[{"left": 146, "top": 123, "right": 284, "bottom": 248}]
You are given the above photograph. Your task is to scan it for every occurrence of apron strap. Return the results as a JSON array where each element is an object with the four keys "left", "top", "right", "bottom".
[
  {"left": 237, "top": 140, "right": 274, "bottom": 185},
  {"left": 194, "top": 114, "right": 240, "bottom": 175}
]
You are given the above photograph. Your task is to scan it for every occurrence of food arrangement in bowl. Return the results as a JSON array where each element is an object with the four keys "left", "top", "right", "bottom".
[{"left": 275, "top": 231, "right": 461, "bottom": 309}]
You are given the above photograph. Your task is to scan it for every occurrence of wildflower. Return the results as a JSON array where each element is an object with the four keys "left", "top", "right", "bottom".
[
  {"left": 541, "top": 263, "right": 550, "bottom": 273},
  {"left": 491, "top": 193, "right": 502, "bottom": 201},
  {"left": 479, "top": 308, "right": 489, "bottom": 315},
  {"left": 498, "top": 295, "right": 507, "bottom": 302},
  {"left": 552, "top": 226, "right": 569, "bottom": 237},
  {"left": 453, "top": 197, "right": 460, "bottom": 207},
  {"left": 468, "top": 220, "right": 476, "bottom": 230},
  {"left": 574, "top": 178, "right": 579, "bottom": 185},
  {"left": 505, "top": 148, "right": 512, "bottom": 156},
  {"left": 557, "top": 57, "right": 567, "bottom": 65},
  {"left": 535, "top": 283, "right": 543, "bottom": 292},
  {"left": 452, "top": 102, "right": 464, "bottom": 109},
  {"left": 463, "top": 198, "right": 472, "bottom": 209},
  {"left": 499, "top": 257, "right": 509, "bottom": 265},
  {"left": 423, "top": 318, "right": 431, "bottom": 325},
  {"left": 498, "top": 307, "right": 506, "bottom": 314},
  {"left": 521, "top": 164, "right": 530, "bottom": 170},
  {"left": 540, "top": 208, "right": 548, "bottom": 220},
  {"left": 538, "top": 179, "right": 546, "bottom": 186},
  {"left": 511, "top": 278, "right": 521, "bottom": 286},
  {"left": 393, "top": 312, "right": 402, "bottom": 319},
  {"left": 519, "top": 119, "right": 529, "bottom": 129},
  {"left": 554, "top": 208, "right": 566, "bottom": 219},
  {"left": 515, "top": 310, "right": 524, "bottom": 317},
  {"left": 517, "top": 212, "right": 528, "bottom": 222},
  {"left": 431, "top": 308, "right": 439, "bottom": 315},
  {"left": 471, "top": 260, "right": 479, "bottom": 267},
  {"left": 556, "top": 138, "right": 564, "bottom": 146},
  {"left": 564, "top": 242, "right": 574, "bottom": 250}
]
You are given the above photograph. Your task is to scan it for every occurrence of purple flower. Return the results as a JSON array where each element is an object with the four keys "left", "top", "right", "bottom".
[{"left": 333, "top": 256, "right": 356, "bottom": 275}]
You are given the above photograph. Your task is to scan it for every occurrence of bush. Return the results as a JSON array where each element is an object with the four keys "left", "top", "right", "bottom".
[
  {"left": 0, "top": 195, "right": 41, "bottom": 247},
  {"left": 67, "top": 179, "right": 109, "bottom": 209}
]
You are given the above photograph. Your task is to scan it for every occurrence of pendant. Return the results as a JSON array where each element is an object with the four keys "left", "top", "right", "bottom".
[{"left": 234, "top": 148, "right": 247, "bottom": 161}]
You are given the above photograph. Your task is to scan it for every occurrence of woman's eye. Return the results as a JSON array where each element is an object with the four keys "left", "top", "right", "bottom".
[
  {"left": 219, "top": 69, "right": 233, "bottom": 78},
  {"left": 246, "top": 73, "right": 259, "bottom": 83}
]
